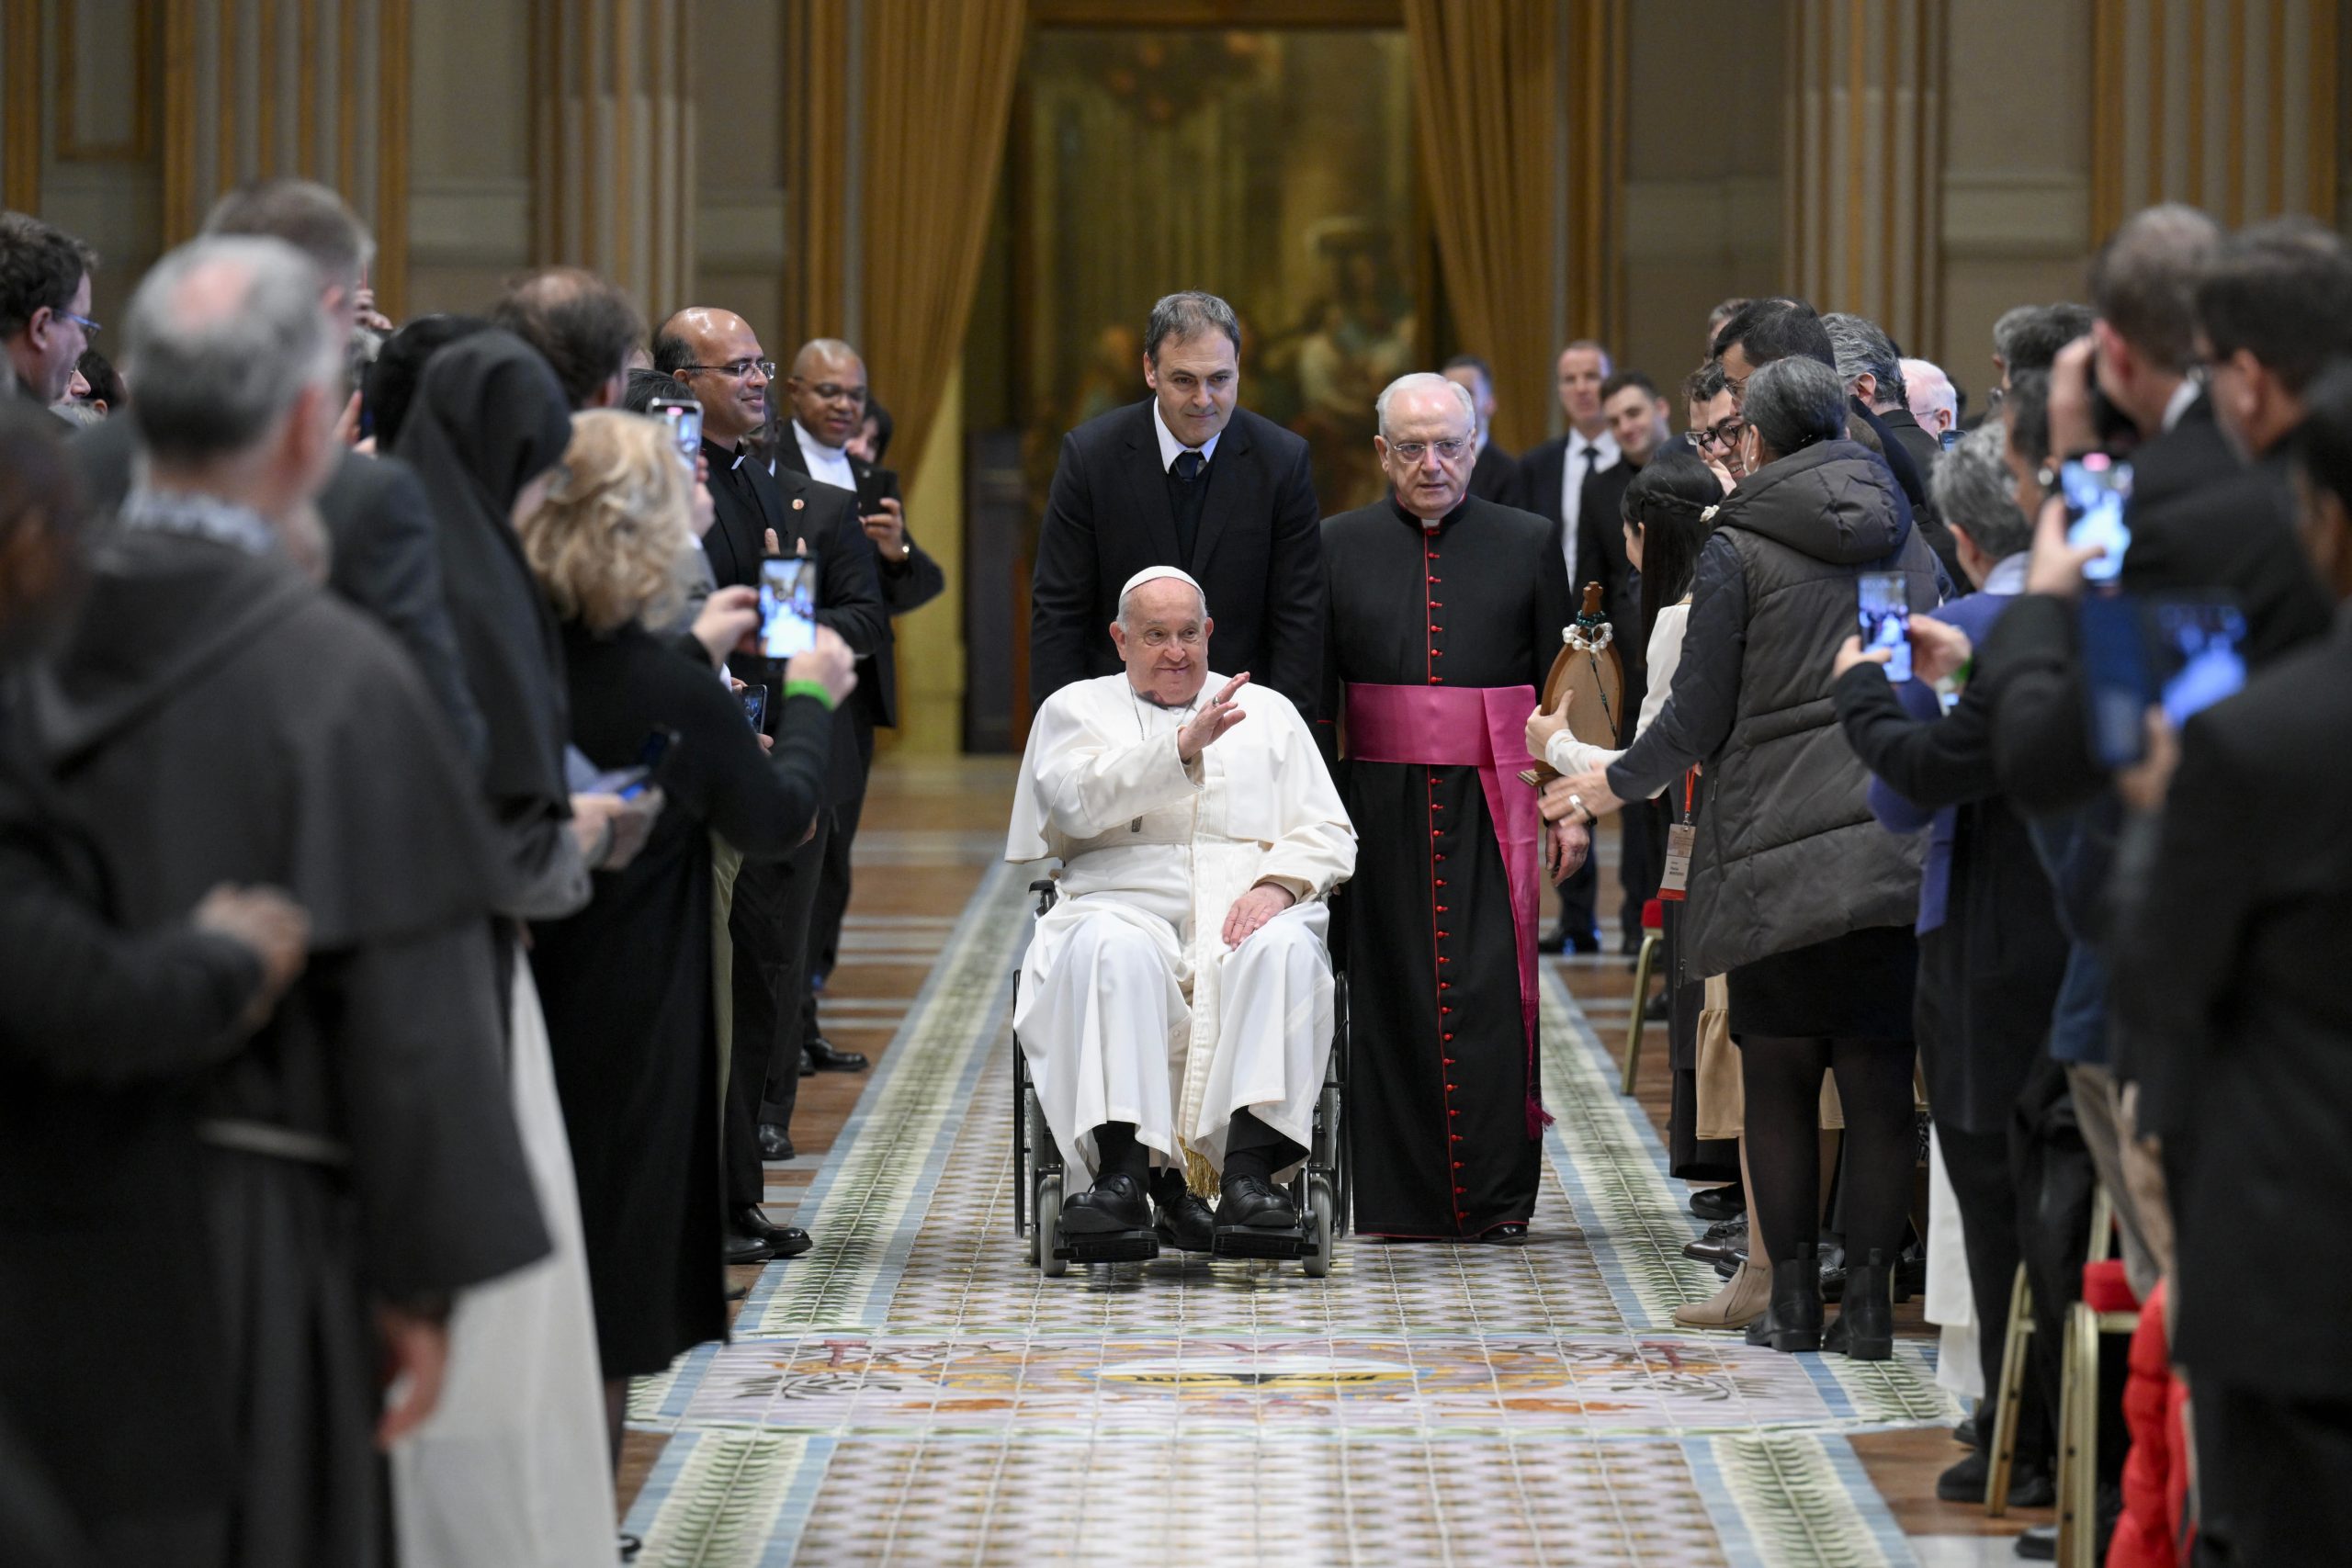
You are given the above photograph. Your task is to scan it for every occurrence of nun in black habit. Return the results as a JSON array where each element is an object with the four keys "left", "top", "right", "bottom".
[{"left": 385, "top": 333, "right": 626, "bottom": 1562}]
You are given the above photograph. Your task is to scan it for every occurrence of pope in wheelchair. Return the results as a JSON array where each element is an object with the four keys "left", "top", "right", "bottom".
[{"left": 1006, "top": 566, "right": 1355, "bottom": 1257}]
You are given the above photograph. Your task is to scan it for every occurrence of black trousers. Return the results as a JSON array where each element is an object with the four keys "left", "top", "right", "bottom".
[
  {"left": 1936, "top": 1117, "right": 2052, "bottom": 1466},
  {"left": 2192, "top": 1382, "right": 2352, "bottom": 1565},
  {"left": 723, "top": 814, "right": 831, "bottom": 1207},
  {"left": 805, "top": 710, "right": 876, "bottom": 994}
]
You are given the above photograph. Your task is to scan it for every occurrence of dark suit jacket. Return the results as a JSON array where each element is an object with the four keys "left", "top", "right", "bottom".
[
  {"left": 1574, "top": 456, "right": 1643, "bottom": 679},
  {"left": 71, "top": 418, "right": 487, "bottom": 769},
  {"left": 1877, "top": 404, "right": 1944, "bottom": 481},
  {"left": 700, "top": 436, "right": 888, "bottom": 668},
  {"left": 1467, "top": 439, "right": 1521, "bottom": 507},
  {"left": 771, "top": 434, "right": 946, "bottom": 731},
  {"left": 2114, "top": 604, "right": 2352, "bottom": 1395},
  {"left": 1518, "top": 434, "right": 1639, "bottom": 682},
  {"left": 1988, "top": 431, "right": 2333, "bottom": 816},
  {"left": 1031, "top": 399, "right": 1323, "bottom": 709}
]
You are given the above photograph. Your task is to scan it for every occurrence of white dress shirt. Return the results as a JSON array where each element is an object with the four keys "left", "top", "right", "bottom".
[
  {"left": 1150, "top": 399, "right": 1222, "bottom": 472},
  {"left": 792, "top": 419, "right": 859, "bottom": 492},
  {"left": 1559, "top": 427, "right": 1621, "bottom": 583}
]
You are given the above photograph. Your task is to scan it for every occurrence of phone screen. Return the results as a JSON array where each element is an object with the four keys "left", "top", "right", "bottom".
[
  {"left": 2149, "top": 599, "right": 2246, "bottom": 726},
  {"left": 2078, "top": 593, "right": 2154, "bottom": 767},
  {"left": 1857, "top": 571, "right": 1912, "bottom": 683},
  {"left": 740, "top": 682, "right": 769, "bottom": 731},
  {"left": 2061, "top": 454, "right": 2133, "bottom": 584},
  {"left": 759, "top": 556, "right": 818, "bottom": 660}
]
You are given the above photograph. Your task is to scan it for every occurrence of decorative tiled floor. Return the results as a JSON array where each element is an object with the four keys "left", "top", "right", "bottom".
[{"left": 624, "top": 861, "right": 1962, "bottom": 1565}]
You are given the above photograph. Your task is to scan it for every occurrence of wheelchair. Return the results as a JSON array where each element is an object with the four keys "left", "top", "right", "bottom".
[{"left": 1012, "top": 878, "right": 1350, "bottom": 1278}]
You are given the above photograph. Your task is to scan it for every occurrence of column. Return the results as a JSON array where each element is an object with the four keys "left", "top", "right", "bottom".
[
  {"left": 532, "top": 0, "right": 695, "bottom": 323},
  {"left": 2092, "top": 0, "right": 2341, "bottom": 234},
  {"left": 159, "top": 0, "right": 413, "bottom": 312},
  {"left": 1784, "top": 0, "right": 1947, "bottom": 355}
]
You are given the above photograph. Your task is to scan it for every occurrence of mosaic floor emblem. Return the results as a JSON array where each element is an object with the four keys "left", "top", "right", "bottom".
[{"left": 626, "top": 863, "right": 1959, "bottom": 1564}]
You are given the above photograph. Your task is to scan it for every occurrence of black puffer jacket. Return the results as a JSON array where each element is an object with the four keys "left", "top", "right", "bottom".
[{"left": 1608, "top": 439, "right": 1940, "bottom": 975}]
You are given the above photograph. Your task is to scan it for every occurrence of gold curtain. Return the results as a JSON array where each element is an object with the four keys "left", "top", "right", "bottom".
[
  {"left": 857, "top": 0, "right": 1026, "bottom": 473},
  {"left": 1401, "top": 0, "right": 1560, "bottom": 455}
]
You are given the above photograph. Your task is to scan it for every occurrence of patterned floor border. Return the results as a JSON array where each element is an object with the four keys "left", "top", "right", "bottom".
[{"left": 623, "top": 865, "right": 1954, "bottom": 1564}]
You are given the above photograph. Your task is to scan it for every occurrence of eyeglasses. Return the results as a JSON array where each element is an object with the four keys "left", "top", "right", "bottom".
[
  {"left": 798, "top": 380, "right": 867, "bottom": 407},
  {"left": 61, "top": 311, "right": 100, "bottom": 341},
  {"left": 1696, "top": 417, "right": 1745, "bottom": 453},
  {"left": 1387, "top": 435, "right": 1474, "bottom": 464},
  {"left": 680, "top": 358, "right": 775, "bottom": 381}
]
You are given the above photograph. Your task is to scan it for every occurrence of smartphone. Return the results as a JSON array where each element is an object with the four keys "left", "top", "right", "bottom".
[
  {"left": 759, "top": 555, "right": 819, "bottom": 660},
  {"left": 2059, "top": 453, "right": 2133, "bottom": 584},
  {"left": 618, "top": 726, "right": 682, "bottom": 801},
  {"left": 645, "top": 388, "right": 703, "bottom": 466},
  {"left": 740, "top": 682, "right": 769, "bottom": 731},
  {"left": 2078, "top": 594, "right": 2154, "bottom": 767},
  {"left": 1857, "top": 571, "right": 1912, "bottom": 683},
  {"left": 2149, "top": 598, "right": 2246, "bottom": 727}
]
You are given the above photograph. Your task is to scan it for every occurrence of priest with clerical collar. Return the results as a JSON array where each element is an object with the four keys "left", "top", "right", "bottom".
[
  {"left": 1317, "top": 372, "right": 1586, "bottom": 1244},
  {"left": 1007, "top": 566, "right": 1355, "bottom": 1251}
]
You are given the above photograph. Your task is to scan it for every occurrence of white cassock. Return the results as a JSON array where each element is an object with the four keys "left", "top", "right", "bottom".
[{"left": 1007, "top": 672, "right": 1357, "bottom": 1185}]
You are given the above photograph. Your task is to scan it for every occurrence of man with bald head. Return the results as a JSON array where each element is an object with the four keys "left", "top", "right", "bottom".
[
  {"left": 655, "top": 304, "right": 887, "bottom": 1241},
  {"left": 1009, "top": 567, "right": 1354, "bottom": 1248},
  {"left": 1320, "top": 371, "right": 1582, "bottom": 1243},
  {"left": 774, "top": 336, "right": 945, "bottom": 1075}
]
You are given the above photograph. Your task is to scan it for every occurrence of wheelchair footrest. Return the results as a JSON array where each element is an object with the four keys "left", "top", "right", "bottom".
[
  {"left": 1056, "top": 1230, "right": 1160, "bottom": 1265},
  {"left": 1212, "top": 1224, "right": 1308, "bottom": 1260}
]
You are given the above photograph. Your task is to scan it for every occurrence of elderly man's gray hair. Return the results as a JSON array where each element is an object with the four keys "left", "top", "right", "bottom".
[
  {"left": 1118, "top": 574, "right": 1210, "bottom": 627},
  {"left": 1929, "top": 423, "right": 2031, "bottom": 562},
  {"left": 1823, "top": 311, "right": 1906, "bottom": 408},
  {"left": 1374, "top": 372, "right": 1476, "bottom": 438},
  {"left": 1901, "top": 356, "right": 1956, "bottom": 424},
  {"left": 126, "top": 236, "right": 334, "bottom": 467},
  {"left": 1740, "top": 355, "right": 1847, "bottom": 459},
  {"left": 1145, "top": 291, "right": 1241, "bottom": 363}
]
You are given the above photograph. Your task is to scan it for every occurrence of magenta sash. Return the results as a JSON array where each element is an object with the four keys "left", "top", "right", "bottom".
[{"left": 1345, "top": 682, "right": 1551, "bottom": 1137}]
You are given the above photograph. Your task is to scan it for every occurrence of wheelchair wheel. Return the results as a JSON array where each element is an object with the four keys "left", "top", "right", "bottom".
[
  {"left": 1304, "top": 1172, "right": 1336, "bottom": 1279},
  {"left": 1038, "top": 1172, "right": 1067, "bottom": 1277}
]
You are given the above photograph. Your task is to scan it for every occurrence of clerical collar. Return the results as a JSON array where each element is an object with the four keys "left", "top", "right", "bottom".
[
  {"left": 1388, "top": 493, "right": 1465, "bottom": 534},
  {"left": 1128, "top": 682, "right": 1204, "bottom": 711},
  {"left": 118, "top": 488, "right": 279, "bottom": 557},
  {"left": 792, "top": 419, "right": 859, "bottom": 491}
]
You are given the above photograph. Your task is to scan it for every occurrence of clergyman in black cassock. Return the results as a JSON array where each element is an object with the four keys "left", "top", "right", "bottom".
[
  {"left": 1320, "top": 378, "right": 1575, "bottom": 1239},
  {"left": 33, "top": 510, "right": 548, "bottom": 1568}
]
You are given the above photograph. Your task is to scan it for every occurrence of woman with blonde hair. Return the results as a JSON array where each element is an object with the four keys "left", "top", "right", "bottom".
[{"left": 518, "top": 409, "right": 854, "bottom": 1473}]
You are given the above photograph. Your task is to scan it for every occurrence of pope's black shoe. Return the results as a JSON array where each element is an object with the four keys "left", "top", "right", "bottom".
[
  {"left": 805, "top": 1034, "right": 869, "bottom": 1073},
  {"left": 1214, "top": 1174, "right": 1297, "bottom": 1231},
  {"left": 1061, "top": 1172, "right": 1152, "bottom": 1234},
  {"left": 730, "top": 1203, "right": 812, "bottom": 1258},
  {"left": 1148, "top": 1169, "right": 1216, "bottom": 1252}
]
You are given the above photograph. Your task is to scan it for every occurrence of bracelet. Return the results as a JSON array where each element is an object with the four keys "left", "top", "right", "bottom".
[{"left": 782, "top": 678, "right": 837, "bottom": 711}]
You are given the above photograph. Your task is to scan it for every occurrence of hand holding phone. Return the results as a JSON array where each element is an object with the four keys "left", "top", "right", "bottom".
[
  {"left": 2059, "top": 453, "right": 2133, "bottom": 583},
  {"left": 1856, "top": 571, "right": 1912, "bottom": 683},
  {"left": 740, "top": 682, "right": 769, "bottom": 731},
  {"left": 759, "top": 555, "right": 819, "bottom": 660}
]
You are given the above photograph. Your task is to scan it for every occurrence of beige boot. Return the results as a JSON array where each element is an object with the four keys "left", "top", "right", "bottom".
[{"left": 1673, "top": 1257, "right": 1770, "bottom": 1329}]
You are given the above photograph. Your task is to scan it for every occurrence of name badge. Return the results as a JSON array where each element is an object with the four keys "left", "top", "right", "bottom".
[{"left": 1658, "top": 821, "right": 1696, "bottom": 901}]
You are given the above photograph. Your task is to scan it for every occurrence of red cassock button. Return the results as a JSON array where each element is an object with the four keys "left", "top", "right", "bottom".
[
  {"left": 1445, "top": 1083, "right": 1456, "bottom": 1092},
  {"left": 1450, "top": 1134, "right": 1463, "bottom": 1143},
  {"left": 1442, "top": 1055, "right": 1455, "bottom": 1065},
  {"left": 1453, "top": 1161, "right": 1464, "bottom": 1170},
  {"left": 1449, "top": 1108, "right": 1460, "bottom": 1117},
  {"left": 1454, "top": 1186, "right": 1466, "bottom": 1195}
]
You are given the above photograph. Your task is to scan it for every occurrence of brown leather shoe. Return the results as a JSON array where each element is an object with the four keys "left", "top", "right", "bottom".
[{"left": 1673, "top": 1256, "right": 1770, "bottom": 1329}]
